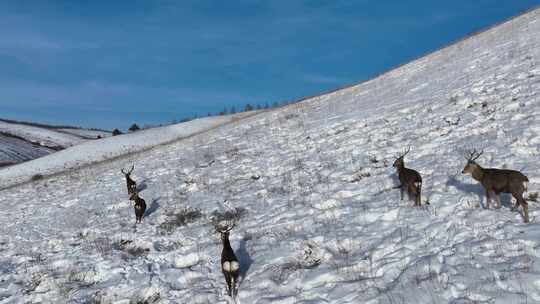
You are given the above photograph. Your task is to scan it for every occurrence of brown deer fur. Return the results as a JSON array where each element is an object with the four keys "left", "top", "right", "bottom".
[
  {"left": 393, "top": 147, "right": 423, "bottom": 206},
  {"left": 215, "top": 221, "right": 239, "bottom": 298},
  {"left": 121, "top": 165, "right": 137, "bottom": 194},
  {"left": 462, "top": 149, "right": 530, "bottom": 223},
  {"left": 129, "top": 191, "right": 146, "bottom": 223}
]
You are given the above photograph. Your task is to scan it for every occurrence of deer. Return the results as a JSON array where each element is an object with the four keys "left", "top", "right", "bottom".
[
  {"left": 214, "top": 219, "right": 240, "bottom": 298},
  {"left": 121, "top": 165, "right": 137, "bottom": 194},
  {"left": 462, "top": 149, "right": 530, "bottom": 223},
  {"left": 129, "top": 191, "right": 146, "bottom": 223},
  {"left": 393, "top": 147, "right": 423, "bottom": 206}
]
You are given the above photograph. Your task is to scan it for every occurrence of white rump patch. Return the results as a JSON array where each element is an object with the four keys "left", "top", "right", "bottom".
[
  {"left": 524, "top": 181, "right": 529, "bottom": 192},
  {"left": 223, "top": 261, "right": 240, "bottom": 272}
]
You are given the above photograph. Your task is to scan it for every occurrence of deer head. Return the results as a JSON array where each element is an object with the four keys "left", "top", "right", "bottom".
[
  {"left": 121, "top": 165, "right": 134, "bottom": 178},
  {"left": 462, "top": 149, "right": 483, "bottom": 174},
  {"left": 393, "top": 146, "right": 411, "bottom": 168},
  {"left": 213, "top": 219, "right": 237, "bottom": 241}
]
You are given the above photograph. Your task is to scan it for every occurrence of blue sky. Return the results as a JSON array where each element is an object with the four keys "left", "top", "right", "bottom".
[{"left": 0, "top": 1, "right": 538, "bottom": 130}]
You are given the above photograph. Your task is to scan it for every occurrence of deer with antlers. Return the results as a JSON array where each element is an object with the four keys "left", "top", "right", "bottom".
[
  {"left": 129, "top": 191, "right": 146, "bottom": 223},
  {"left": 393, "top": 147, "right": 423, "bottom": 206},
  {"left": 213, "top": 218, "right": 240, "bottom": 298},
  {"left": 462, "top": 149, "right": 530, "bottom": 222},
  {"left": 121, "top": 165, "right": 137, "bottom": 194}
]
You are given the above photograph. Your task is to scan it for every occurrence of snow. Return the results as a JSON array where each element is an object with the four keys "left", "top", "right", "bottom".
[
  {"left": 0, "top": 120, "right": 112, "bottom": 168},
  {"left": 0, "top": 133, "right": 56, "bottom": 167},
  {"left": 0, "top": 121, "right": 86, "bottom": 148},
  {"left": 0, "top": 113, "right": 254, "bottom": 189},
  {"left": 1, "top": 7, "right": 540, "bottom": 304}
]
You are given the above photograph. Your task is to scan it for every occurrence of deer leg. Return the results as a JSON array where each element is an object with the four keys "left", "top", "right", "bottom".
[
  {"left": 224, "top": 272, "right": 232, "bottom": 296},
  {"left": 415, "top": 183, "right": 422, "bottom": 206},
  {"left": 400, "top": 186, "right": 404, "bottom": 201},
  {"left": 495, "top": 194, "right": 501, "bottom": 209},
  {"left": 511, "top": 195, "right": 520, "bottom": 211},
  {"left": 522, "top": 200, "right": 530, "bottom": 223},
  {"left": 514, "top": 193, "right": 529, "bottom": 223},
  {"left": 231, "top": 275, "right": 237, "bottom": 298},
  {"left": 407, "top": 184, "right": 416, "bottom": 205},
  {"left": 484, "top": 189, "right": 491, "bottom": 209}
]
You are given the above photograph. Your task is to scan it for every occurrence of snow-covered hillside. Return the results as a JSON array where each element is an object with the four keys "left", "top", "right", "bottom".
[
  {"left": 1, "top": 8, "right": 540, "bottom": 304},
  {"left": 0, "top": 119, "right": 111, "bottom": 168},
  {"left": 0, "top": 132, "right": 56, "bottom": 167},
  {"left": 0, "top": 113, "right": 254, "bottom": 189}
]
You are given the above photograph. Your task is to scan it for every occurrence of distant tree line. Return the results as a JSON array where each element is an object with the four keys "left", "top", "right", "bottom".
[
  {"left": 115, "top": 100, "right": 290, "bottom": 135},
  {"left": 173, "top": 101, "right": 284, "bottom": 124}
]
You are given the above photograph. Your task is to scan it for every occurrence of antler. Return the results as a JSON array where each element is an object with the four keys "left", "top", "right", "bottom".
[
  {"left": 211, "top": 209, "right": 238, "bottom": 233},
  {"left": 213, "top": 219, "right": 236, "bottom": 233},
  {"left": 403, "top": 146, "right": 411, "bottom": 157},
  {"left": 121, "top": 165, "right": 135, "bottom": 175},
  {"left": 464, "top": 149, "right": 484, "bottom": 161},
  {"left": 396, "top": 146, "right": 411, "bottom": 159}
]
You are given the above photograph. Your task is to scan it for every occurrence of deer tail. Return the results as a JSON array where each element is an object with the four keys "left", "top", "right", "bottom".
[{"left": 523, "top": 181, "right": 528, "bottom": 192}]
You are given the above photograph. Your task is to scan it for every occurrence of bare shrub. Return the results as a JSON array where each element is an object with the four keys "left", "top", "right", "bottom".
[
  {"left": 284, "top": 113, "right": 299, "bottom": 120},
  {"left": 350, "top": 168, "right": 371, "bottom": 183},
  {"left": 31, "top": 174, "right": 44, "bottom": 181},
  {"left": 329, "top": 239, "right": 368, "bottom": 282},
  {"left": 210, "top": 207, "right": 247, "bottom": 227},
  {"left": 23, "top": 271, "right": 45, "bottom": 294},
  {"left": 225, "top": 146, "right": 241, "bottom": 159},
  {"left": 114, "top": 240, "right": 150, "bottom": 259},
  {"left": 527, "top": 192, "right": 538, "bottom": 202},
  {"left": 124, "top": 246, "right": 150, "bottom": 258},
  {"left": 89, "top": 237, "right": 114, "bottom": 257},
  {"left": 269, "top": 242, "right": 321, "bottom": 285},
  {"left": 297, "top": 242, "right": 322, "bottom": 269},
  {"left": 130, "top": 292, "right": 161, "bottom": 304},
  {"left": 57, "top": 266, "right": 98, "bottom": 300},
  {"left": 85, "top": 292, "right": 104, "bottom": 304},
  {"left": 158, "top": 208, "right": 203, "bottom": 234},
  {"left": 268, "top": 184, "right": 288, "bottom": 196},
  {"left": 269, "top": 262, "right": 301, "bottom": 284}
]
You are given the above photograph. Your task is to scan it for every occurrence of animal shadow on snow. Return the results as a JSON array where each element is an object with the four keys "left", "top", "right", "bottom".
[
  {"left": 445, "top": 175, "right": 513, "bottom": 209},
  {"left": 236, "top": 236, "right": 253, "bottom": 285},
  {"left": 145, "top": 197, "right": 160, "bottom": 217},
  {"left": 136, "top": 179, "right": 148, "bottom": 193}
]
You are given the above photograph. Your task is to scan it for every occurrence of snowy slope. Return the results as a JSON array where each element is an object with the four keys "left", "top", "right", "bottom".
[
  {"left": 1, "top": 8, "right": 540, "bottom": 304},
  {"left": 0, "top": 113, "right": 254, "bottom": 189},
  {"left": 0, "top": 133, "right": 56, "bottom": 167},
  {"left": 0, "top": 120, "right": 112, "bottom": 168},
  {"left": 0, "top": 120, "right": 88, "bottom": 148}
]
